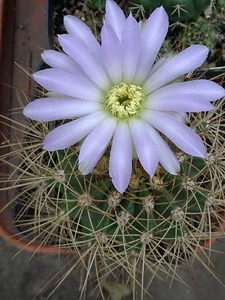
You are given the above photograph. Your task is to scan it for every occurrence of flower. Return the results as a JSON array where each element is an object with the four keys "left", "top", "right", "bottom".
[{"left": 23, "top": 0, "right": 224, "bottom": 193}]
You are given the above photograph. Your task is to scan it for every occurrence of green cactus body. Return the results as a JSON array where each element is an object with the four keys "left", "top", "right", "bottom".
[
  {"left": 177, "top": 16, "right": 218, "bottom": 57},
  {"left": 87, "top": 0, "right": 120, "bottom": 10},
  {"left": 3, "top": 85, "right": 224, "bottom": 297},
  {"left": 45, "top": 139, "right": 210, "bottom": 257},
  {"left": 128, "top": 0, "right": 210, "bottom": 22},
  {"left": 214, "top": 0, "right": 225, "bottom": 28}
]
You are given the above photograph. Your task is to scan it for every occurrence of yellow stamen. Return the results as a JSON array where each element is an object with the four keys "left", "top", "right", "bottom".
[{"left": 105, "top": 83, "right": 144, "bottom": 119}]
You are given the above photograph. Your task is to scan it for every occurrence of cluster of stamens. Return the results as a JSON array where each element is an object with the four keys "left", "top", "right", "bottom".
[{"left": 105, "top": 83, "right": 144, "bottom": 119}]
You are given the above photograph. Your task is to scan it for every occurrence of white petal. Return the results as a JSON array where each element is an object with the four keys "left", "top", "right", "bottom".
[
  {"left": 23, "top": 98, "right": 103, "bottom": 121},
  {"left": 147, "top": 53, "right": 172, "bottom": 76},
  {"left": 64, "top": 15, "right": 101, "bottom": 60},
  {"left": 59, "top": 34, "right": 110, "bottom": 90},
  {"left": 43, "top": 111, "right": 108, "bottom": 151},
  {"left": 129, "top": 118, "right": 159, "bottom": 177},
  {"left": 79, "top": 117, "right": 117, "bottom": 174},
  {"left": 105, "top": 0, "right": 126, "bottom": 40},
  {"left": 46, "top": 92, "right": 71, "bottom": 98},
  {"left": 121, "top": 14, "right": 141, "bottom": 83},
  {"left": 140, "top": 118, "right": 180, "bottom": 174},
  {"left": 141, "top": 110, "right": 206, "bottom": 158},
  {"left": 135, "top": 6, "right": 169, "bottom": 83},
  {"left": 33, "top": 69, "right": 103, "bottom": 101},
  {"left": 41, "top": 50, "right": 82, "bottom": 74},
  {"left": 145, "top": 93, "right": 214, "bottom": 112},
  {"left": 101, "top": 23, "right": 122, "bottom": 84},
  {"left": 146, "top": 79, "right": 225, "bottom": 102},
  {"left": 109, "top": 121, "right": 132, "bottom": 193},
  {"left": 143, "top": 45, "right": 209, "bottom": 94},
  {"left": 166, "top": 112, "right": 190, "bottom": 124}
]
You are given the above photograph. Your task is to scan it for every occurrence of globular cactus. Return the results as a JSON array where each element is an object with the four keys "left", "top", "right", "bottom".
[
  {"left": 177, "top": 16, "right": 219, "bottom": 58},
  {"left": 46, "top": 147, "right": 209, "bottom": 256},
  {"left": 127, "top": 0, "right": 210, "bottom": 22},
  {"left": 1, "top": 87, "right": 224, "bottom": 298}
]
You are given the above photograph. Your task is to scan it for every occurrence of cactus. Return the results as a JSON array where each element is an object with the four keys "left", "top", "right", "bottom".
[
  {"left": 127, "top": 0, "right": 210, "bottom": 22},
  {"left": 45, "top": 146, "right": 209, "bottom": 253},
  {"left": 213, "top": 0, "right": 225, "bottom": 28},
  {"left": 3, "top": 87, "right": 224, "bottom": 297},
  {"left": 176, "top": 16, "right": 219, "bottom": 58},
  {"left": 86, "top": 0, "right": 119, "bottom": 10}
]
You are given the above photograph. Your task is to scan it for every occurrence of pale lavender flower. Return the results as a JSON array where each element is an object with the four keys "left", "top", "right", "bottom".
[{"left": 23, "top": 0, "right": 224, "bottom": 193}]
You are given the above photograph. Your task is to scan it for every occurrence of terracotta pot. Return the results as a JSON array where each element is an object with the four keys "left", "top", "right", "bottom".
[
  {"left": 0, "top": 0, "right": 59, "bottom": 254},
  {"left": 196, "top": 211, "right": 225, "bottom": 254}
]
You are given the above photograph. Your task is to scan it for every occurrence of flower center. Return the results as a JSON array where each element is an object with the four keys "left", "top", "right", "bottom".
[{"left": 105, "top": 83, "right": 144, "bottom": 119}]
